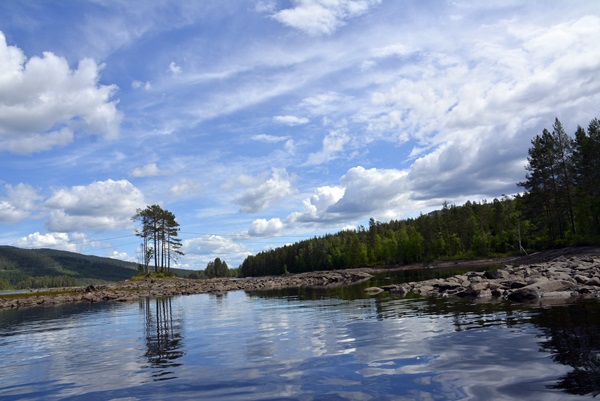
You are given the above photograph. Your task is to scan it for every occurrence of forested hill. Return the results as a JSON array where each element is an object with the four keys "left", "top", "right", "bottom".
[{"left": 0, "top": 246, "right": 139, "bottom": 290}]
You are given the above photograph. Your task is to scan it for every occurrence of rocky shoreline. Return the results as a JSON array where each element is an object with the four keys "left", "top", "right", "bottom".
[
  {"left": 3, "top": 247, "right": 600, "bottom": 309},
  {"left": 0, "top": 269, "right": 374, "bottom": 309},
  {"left": 365, "top": 247, "right": 600, "bottom": 302}
]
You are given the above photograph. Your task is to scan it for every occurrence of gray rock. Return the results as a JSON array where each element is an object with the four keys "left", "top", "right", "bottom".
[
  {"left": 364, "top": 287, "right": 384, "bottom": 295},
  {"left": 585, "top": 277, "right": 600, "bottom": 287}
]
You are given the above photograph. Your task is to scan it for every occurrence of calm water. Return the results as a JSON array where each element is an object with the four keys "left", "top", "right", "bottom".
[{"left": 1, "top": 281, "right": 600, "bottom": 400}]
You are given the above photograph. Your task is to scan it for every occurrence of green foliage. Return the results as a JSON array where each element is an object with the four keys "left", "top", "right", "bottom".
[
  {"left": 131, "top": 271, "right": 177, "bottom": 280},
  {"left": 132, "top": 204, "right": 183, "bottom": 274},
  {"left": 187, "top": 271, "right": 201, "bottom": 280},
  {"left": 240, "top": 196, "right": 523, "bottom": 277},
  {"left": 0, "top": 246, "right": 139, "bottom": 289},
  {"left": 519, "top": 116, "right": 600, "bottom": 246},
  {"left": 205, "top": 257, "right": 230, "bottom": 278}
]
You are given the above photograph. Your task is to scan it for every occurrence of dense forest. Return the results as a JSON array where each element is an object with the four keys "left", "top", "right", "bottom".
[{"left": 240, "top": 116, "right": 600, "bottom": 277}]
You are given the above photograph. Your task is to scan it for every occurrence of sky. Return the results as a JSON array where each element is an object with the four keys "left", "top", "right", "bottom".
[{"left": 1, "top": 1, "right": 600, "bottom": 270}]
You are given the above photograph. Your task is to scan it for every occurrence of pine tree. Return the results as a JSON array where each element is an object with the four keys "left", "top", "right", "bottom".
[
  {"left": 133, "top": 205, "right": 183, "bottom": 273},
  {"left": 572, "top": 119, "right": 600, "bottom": 236}
]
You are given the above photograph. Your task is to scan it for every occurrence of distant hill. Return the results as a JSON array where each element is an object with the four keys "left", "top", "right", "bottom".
[{"left": 0, "top": 246, "right": 142, "bottom": 290}]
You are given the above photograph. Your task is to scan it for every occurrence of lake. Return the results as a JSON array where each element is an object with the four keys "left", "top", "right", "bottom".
[{"left": 1, "top": 275, "right": 599, "bottom": 400}]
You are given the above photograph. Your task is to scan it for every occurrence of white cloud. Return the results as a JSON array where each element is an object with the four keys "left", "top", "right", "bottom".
[
  {"left": 0, "top": 201, "right": 28, "bottom": 225},
  {"left": 329, "top": 166, "right": 409, "bottom": 216},
  {"left": 372, "top": 43, "right": 414, "bottom": 58},
  {"left": 169, "top": 179, "right": 198, "bottom": 198},
  {"left": 181, "top": 234, "right": 253, "bottom": 269},
  {"left": 273, "top": 115, "right": 309, "bottom": 126},
  {"left": 45, "top": 179, "right": 145, "bottom": 232},
  {"left": 287, "top": 185, "right": 344, "bottom": 223},
  {"left": 233, "top": 168, "right": 294, "bottom": 213},
  {"left": 130, "top": 162, "right": 163, "bottom": 177},
  {"left": 286, "top": 166, "right": 415, "bottom": 225},
  {"left": 300, "top": 91, "right": 350, "bottom": 116},
  {"left": 271, "top": 0, "right": 381, "bottom": 35},
  {"left": 132, "top": 80, "right": 151, "bottom": 90},
  {"left": 251, "top": 134, "right": 289, "bottom": 143},
  {"left": 248, "top": 218, "right": 284, "bottom": 237},
  {"left": 183, "top": 235, "right": 251, "bottom": 258},
  {"left": 0, "top": 32, "right": 122, "bottom": 154},
  {"left": 13, "top": 232, "right": 87, "bottom": 252},
  {"left": 305, "top": 130, "right": 351, "bottom": 165},
  {"left": 0, "top": 183, "right": 41, "bottom": 224},
  {"left": 108, "top": 250, "right": 136, "bottom": 262},
  {"left": 168, "top": 61, "right": 182, "bottom": 75}
]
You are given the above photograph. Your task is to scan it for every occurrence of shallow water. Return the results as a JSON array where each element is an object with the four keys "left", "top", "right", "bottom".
[{"left": 1, "top": 287, "right": 599, "bottom": 400}]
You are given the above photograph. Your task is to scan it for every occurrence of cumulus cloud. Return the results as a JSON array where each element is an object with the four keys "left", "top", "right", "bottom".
[
  {"left": 181, "top": 235, "right": 250, "bottom": 255},
  {"left": 305, "top": 130, "right": 351, "bottom": 165},
  {"left": 248, "top": 218, "right": 284, "bottom": 236},
  {"left": 0, "top": 32, "right": 122, "bottom": 154},
  {"left": 0, "top": 183, "right": 41, "bottom": 224},
  {"left": 130, "top": 162, "right": 163, "bottom": 177},
  {"left": 45, "top": 179, "right": 145, "bottom": 232},
  {"left": 13, "top": 232, "right": 87, "bottom": 252},
  {"left": 329, "top": 166, "right": 409, "bottom": 215},
  {"left": 355, "top": 15, "right": 600, "bottom": 204},
  {"left": 287, "top": 166, "right": 414, "bottom": 225},
  {"left": 108, "top": 250, "right": 136, "bottom": 262},
  {"left": 271, "top": 0, "right": 381, "bottom": 35},
  {"left": 273, "top": 115, "right": 309, "bottom": 126},
  {"left": 233, "top": 168, "right": 294, "bottom": 213},
  {"left": 287, "top": 185, "right": 344, "bottom": 223}
]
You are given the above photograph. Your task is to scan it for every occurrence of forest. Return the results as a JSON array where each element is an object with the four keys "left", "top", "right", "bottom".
[
  {"left": 0, "top": 246, "right": 140, "bottom": 290},
  {"left": 239, "top": 116, "right": 600, "bottom": 277}
]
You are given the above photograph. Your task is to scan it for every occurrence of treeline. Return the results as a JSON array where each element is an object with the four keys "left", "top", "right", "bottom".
[
  {"left": 187, "top": 257, "right": 239, "bottom": 279},
  {"left": 241, "top": 197, "right": 522, "bottom": 277},
  {"left": 18, "top": 275, "right": 79, "bottom": 289},
  {"left": 240, "top": 115, "right": 600, "bottom": 277}
]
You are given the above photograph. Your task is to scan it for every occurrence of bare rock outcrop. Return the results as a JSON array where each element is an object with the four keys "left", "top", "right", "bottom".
[
  {"left": 367, "top": 253, "right": 600, "bottom": 302},
  {"left": 0, "top": 269, "right": 374, "bottom": 309}
]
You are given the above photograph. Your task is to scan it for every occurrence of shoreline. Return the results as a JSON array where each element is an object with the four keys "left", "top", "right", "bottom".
[
  {"left": 2, "top": 246, "right": 599, "bottom": 310},
  {"left": 366, "top": 246, "right": 600, "bottom": 302}
]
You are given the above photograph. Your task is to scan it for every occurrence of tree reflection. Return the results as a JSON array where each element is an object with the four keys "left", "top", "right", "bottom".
[
  {"left": 535, "top": 300, "right": 600, "bottom": 397},
  {"left": 141, "top": 297, "right": 185, "bottom": 381}
]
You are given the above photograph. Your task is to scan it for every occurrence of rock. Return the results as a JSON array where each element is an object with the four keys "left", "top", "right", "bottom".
[
  {"left": 508, "top": 280, "right": 528, "bottom": 289},
  {"left": 585, "top": 277, "right": 600, "bottom": 287},
  {"left": 364, "top": 287, "right": 384, "bottom": 295},
  {"left": 483, "top": 270, "right": 500, "bottom": 279},
  {"left": 381, "top": 285, "right": 408, "bottom": 295}
]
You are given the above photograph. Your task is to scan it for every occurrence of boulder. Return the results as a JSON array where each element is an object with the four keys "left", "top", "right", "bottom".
[
  {"left": 364, "top": 287, "right": 384, "bottom": 295},
  {"left": 585, "top": 277, "right": 600, "bottom": 287}
]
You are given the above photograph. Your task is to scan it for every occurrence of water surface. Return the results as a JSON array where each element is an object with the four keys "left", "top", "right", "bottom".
[{"left": 1, "top": 286, "right": 599, "bottom": 400}]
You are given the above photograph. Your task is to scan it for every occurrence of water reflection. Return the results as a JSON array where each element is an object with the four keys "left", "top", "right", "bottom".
[
  {"left": 3, "top": 287, "right": 600, "bottom": 400},
  {"left": 536, "top": 301, "right": 600, "bottom": 397},
  {"left": 141, "top": 297, "right": 185, "bottom": 381}
]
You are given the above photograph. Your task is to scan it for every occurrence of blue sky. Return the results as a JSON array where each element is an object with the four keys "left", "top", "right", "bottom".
[{"left": 1, "top": 1, "right": 599, "bottom": 269}]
